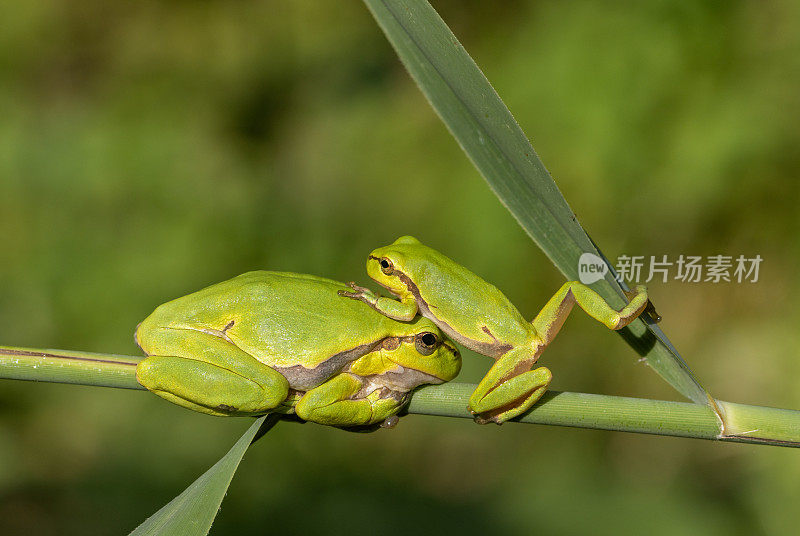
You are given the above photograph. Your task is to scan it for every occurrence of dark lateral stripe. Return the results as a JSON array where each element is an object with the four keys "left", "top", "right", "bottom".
[{"left": 275, "top": 339, "right": 383, "bottom": 390}]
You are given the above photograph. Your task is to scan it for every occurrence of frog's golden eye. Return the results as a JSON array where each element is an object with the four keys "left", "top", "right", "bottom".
[
  {"left": 379, "top": 258, "right": 394, "bottom": 275},
  {"left": 415, "top": 332, "right": 439, "bottom": 356}
]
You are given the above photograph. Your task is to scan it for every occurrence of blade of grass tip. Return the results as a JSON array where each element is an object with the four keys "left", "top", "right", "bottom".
[
  {"left": 129, "top": 415, "right": 278, "bottom": 536},
  {"left": 362, "top": 0, "right": 717, "bottom": 415}
]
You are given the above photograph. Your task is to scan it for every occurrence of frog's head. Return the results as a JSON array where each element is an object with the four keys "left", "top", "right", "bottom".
[
  {"left": 366, "top": 235, "right": 430, "bottom": 298},
  {"left": 385, "top": 318, "right": 461, "bottom": 385}
]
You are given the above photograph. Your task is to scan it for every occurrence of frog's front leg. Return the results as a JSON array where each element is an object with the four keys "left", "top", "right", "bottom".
[
  {"left": 338, "top": 282, "right": 418, "bottom": 322},
  {"left": 469, "top": 283, "right": 650, "bottom": 424},
  {"left": 295, "top": 373, "right": 403, "bottom": 427},
  {"left": 136, "top": 328, "right": 289, "bottom": 416}
]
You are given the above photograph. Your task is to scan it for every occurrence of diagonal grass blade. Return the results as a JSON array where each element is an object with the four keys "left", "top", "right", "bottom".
[{"left": 129, "top": 415, "right": 275, "bottom": 536}]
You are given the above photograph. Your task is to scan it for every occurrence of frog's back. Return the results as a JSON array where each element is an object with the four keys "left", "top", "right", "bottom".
[
  {"left": 401, "top": 248, "right": 532, "bottom": 345},
  {"left": 141, "top": 271, "right": 393, "bottom": 369}
]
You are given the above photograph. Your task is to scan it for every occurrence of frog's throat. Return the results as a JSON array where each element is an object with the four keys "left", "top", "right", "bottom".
[
  {"left": 359, "top": 366, "right": 445, "bottom": 399},
  {"left": 379, "top": 365, "right": 446, "bottom": 390},
  {"left": 393, "top": 270, "right": 512, "bottom": 359}
]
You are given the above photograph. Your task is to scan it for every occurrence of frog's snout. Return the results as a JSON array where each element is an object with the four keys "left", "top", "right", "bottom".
[
  {"left": 365, "top": 255, "right": 384, "bottom": 283},
  {"left": 133, "top": 322, "right": 143, "bottom": 350}
]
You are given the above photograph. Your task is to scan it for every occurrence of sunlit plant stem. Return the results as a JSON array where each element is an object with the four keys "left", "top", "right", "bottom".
[{"left": 1, "top": 345, "right": 797, "bottom": 447}]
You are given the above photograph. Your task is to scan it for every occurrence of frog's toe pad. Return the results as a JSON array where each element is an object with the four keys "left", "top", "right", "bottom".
[
  {"left": 644, "top": 300, "right": 662, "bottom": 323},
  {"left": 472, "top": 412, "right": 504, "bottom": 425},
  {"left": 380, "top": 415, "right": 400, "bottom": 428}
]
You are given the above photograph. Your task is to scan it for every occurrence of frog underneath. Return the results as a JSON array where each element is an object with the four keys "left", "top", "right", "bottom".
[{"left": 135, "top": 271, "right": 460, "bottom": 428}]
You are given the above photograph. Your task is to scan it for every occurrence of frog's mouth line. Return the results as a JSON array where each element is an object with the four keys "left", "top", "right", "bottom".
[
  {"left": 367, "top": 255, "right": 405, "bottom": 297},
  {"left": 375, "top": 281, "right": 402, "bottom": 298}
]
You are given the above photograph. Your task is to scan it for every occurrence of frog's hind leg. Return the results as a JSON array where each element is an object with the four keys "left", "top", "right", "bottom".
[
  {"left": 469, "top": 283, "right": 649, "bottom": 424},
  {"left": 136, "top": 328, "right": 288, "bottom": 416},
  {"left": 533, "top": 282, "right": 650, "bottom": 341}
]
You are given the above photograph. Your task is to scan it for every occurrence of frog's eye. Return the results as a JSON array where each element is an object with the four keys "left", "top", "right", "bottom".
[
  {"left": 379, "top": 258, "right": 394, "bottom": 275},
  {"left": 415, "top": 332, "right": 439, "bottom": 356}
]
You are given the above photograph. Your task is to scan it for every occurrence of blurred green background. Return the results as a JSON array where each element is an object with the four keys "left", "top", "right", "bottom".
[{"left": 1, "top": 0, "right": 799, "bottom": 534}]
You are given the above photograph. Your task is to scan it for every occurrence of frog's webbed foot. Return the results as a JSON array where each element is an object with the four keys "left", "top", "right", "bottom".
[
  {"left": 338, "top": 282, "right": 379, "bottom": 305},
  {"left": 644, "top": 302, "right": 661, "bottom": 323},
  {"left": 623, "top": 288, "right": 661, "bottom": 323},
  {"left": 616, "top": 285, "right": 655, "bottom": 328}
]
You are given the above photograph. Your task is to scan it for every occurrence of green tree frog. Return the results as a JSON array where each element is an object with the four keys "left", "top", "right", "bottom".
[
  {"left": 340, "top": 236, "right": 652, "bottom": 425},
  {"left": 135, "top": 271, "right": 461, "bottom": 428}
]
